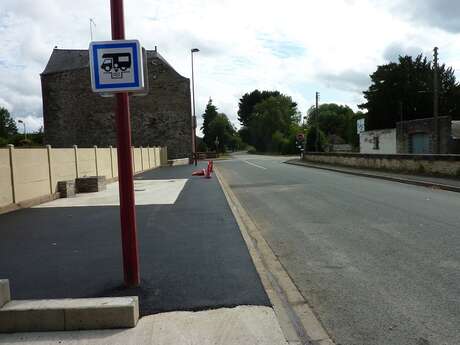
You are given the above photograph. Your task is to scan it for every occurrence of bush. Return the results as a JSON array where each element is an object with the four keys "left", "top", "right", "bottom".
[
  {"left": 306, "top": 127, "right": 327, "bottom": 152},
  {"left": 0, "top": 137, "right": 8, "bottom": 147},
  {"left": 247, "top": 145, "right": 257, "bottom": 154}
]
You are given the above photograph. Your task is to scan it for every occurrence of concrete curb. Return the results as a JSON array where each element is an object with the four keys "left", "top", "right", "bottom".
[
  {"left": 0, "top": 279, "right": 139, "bottom": 333},
  {"left": 285, "top": 160, "right": 460, "bottom": 193},
  {"left": 0, "top": 280, "right": 11, "bottom": 308},
  {"left": 215, "top": 167, "right": 335, "bottom": 345}
]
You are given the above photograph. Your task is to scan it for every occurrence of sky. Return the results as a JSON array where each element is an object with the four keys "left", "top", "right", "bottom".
[{"left": 1, "top": 0, "right": 460, "bottom": 133}]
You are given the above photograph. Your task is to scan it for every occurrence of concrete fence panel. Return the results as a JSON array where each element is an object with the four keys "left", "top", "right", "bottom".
[
  {"left": 50, "top": 148, "right": 77, "bottom": 193},
  {"left": 12, "top": 148, "right": 50, "bottom": 203},
  {"left": 148, "top": 147, "right": 155, "bottom": 168},
  {"left": 142, "top": 147, "right": 149, "bottom": 170},
  {"left": 0, "top": 145, "right": 167, "bottom": 212},
  {"left": 97, "top": 148, "right": 112, "bottom": 179},
  {"left": 77, "top": 148, "right": 97, "bottom": 177},
  {"left": 111, "top": 147, "right": 118, "bottom": 178},
  {"left": 0, "top": 149, "right": 13, "bottom": 207},
  {"left": 154, "top": 147, "right": 159, "bottom": 167},
  {"left": 133, "top": 148, "right": 142, "bottom": 173}
]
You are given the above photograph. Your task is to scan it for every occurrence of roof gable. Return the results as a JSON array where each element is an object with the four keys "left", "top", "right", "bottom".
[{"left": 41, "top": 48, "right": 187, "bottom": 80}]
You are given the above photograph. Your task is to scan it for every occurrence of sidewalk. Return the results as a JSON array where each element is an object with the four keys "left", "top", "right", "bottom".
[
  {"left": 0, "top": 163, "right": 287, "bottom": 344},
  {"left": 286, "top": 159, "right": 460, "bottom": 192}
]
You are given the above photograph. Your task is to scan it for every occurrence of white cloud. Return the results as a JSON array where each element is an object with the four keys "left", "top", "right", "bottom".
[{"left": 1, "top": 0, "right": 460, "bottom": 134}]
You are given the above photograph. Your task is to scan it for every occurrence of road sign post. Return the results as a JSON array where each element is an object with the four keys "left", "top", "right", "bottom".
[{"left": 109, "top": 0, "right": 140, "bottom": 287}]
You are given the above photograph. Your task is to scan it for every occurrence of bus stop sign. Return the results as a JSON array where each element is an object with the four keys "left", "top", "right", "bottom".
[{"left": 89, "top": 40, "right": 144, "bottom": 93}]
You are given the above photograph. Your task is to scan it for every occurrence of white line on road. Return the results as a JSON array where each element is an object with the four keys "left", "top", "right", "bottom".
[{"left": 242, "top": 160, "right": 267, "bottom": 170}]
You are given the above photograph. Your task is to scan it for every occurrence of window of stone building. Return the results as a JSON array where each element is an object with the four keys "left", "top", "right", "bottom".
[{"left": 373, "top": 136, "right": 380, "bottom": 150}]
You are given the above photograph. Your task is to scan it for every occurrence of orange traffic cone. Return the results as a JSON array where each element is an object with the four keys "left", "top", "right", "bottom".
[
  {"left": 192, "top": 169, "right": 205, "bottom": 176},
  {"left": 205, "top": 160, "right": 212, "bottom": 178}
]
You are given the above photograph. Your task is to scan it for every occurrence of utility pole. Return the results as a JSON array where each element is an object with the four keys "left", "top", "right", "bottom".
[
  {"left": 433, "top": 47, "right": 439, "bottom": 154},
  {"left": 315, "top": 92, "right": 320, "bottom": 152}
]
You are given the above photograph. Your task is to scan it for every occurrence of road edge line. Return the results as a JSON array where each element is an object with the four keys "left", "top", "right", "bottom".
[
  {"left": 285, "top": 160, "right": 460, "bottom": 193},
  {"left": 215, "top": 167, "right": 335, "bottom": 345}
]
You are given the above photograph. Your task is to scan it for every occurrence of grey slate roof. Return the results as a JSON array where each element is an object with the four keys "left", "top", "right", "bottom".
[{"left": 41, "top": 48, "right": 185, "bottom": 78}]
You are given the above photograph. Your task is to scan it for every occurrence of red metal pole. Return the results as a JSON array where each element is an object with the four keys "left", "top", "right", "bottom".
[{"left": 110, "top": 0, "right": 140, "bottom": 287}]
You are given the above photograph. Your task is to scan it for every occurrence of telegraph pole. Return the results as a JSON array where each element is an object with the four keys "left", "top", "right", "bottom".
[
  {"left": 315, "top": 92, "right": 320, "bottom": 152},
  {"left": 433, "top": 47, "right": 439, "bottom": 154}
]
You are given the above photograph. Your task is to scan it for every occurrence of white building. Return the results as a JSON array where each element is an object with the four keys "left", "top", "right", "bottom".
[{"left": 359, "top": 128, "right": 396, "bottom": 154}]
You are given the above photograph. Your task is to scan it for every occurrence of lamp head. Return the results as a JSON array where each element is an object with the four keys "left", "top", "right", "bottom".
[{"left": 191, "top": 48, "right": 200, "bottom": 53}]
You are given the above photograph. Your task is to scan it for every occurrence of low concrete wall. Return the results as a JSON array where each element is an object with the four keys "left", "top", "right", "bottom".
[
  {"left": 303, "top": 152, "right": 460, "bottom": 177},
  {"left": 0, "top": 145, "right": 168, "bottom": 213}
]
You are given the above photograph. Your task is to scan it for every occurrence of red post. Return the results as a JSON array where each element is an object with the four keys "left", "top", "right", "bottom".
[{"left": 110, "top": 0, "right": 140, "bottom": 287}]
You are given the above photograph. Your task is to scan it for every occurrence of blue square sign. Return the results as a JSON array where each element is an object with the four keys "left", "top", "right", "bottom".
[{"left": 89, "top": 40, "right": 144, "bottom": 93}]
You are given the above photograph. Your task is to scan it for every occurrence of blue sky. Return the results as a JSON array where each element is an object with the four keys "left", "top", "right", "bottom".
[{"left": 1, "top": 0, "right": 460, "bottom": 133}]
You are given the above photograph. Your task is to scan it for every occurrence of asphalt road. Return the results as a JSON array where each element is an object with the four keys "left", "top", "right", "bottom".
[{"left": 216, "top": 153, "right": 460, "bottom": 345}]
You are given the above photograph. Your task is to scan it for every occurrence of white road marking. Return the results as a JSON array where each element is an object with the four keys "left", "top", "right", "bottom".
[{"left": 242, "top": 160, "right": 267, "bottom": 170}]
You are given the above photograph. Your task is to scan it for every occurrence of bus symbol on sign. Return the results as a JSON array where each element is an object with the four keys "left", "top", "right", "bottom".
[{"left": 89, "top": 40, "right": 144, "bottom": 93}]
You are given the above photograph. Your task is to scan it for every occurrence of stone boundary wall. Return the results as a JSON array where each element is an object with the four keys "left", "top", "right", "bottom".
[
  {"left": 303, "top": 152, "right": 460, "bottom": 177},
  {"left": 0, "top": 145, "right": 168, "bottom": 211}
]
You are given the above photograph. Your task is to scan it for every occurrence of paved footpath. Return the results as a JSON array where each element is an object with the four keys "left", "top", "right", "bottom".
[{"left": 0, "top": 163, "right": 269, "bottom": 316}]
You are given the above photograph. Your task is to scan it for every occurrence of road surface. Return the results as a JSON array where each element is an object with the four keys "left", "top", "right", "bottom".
[{"left": 217, "top": 153, "right": 460, "bottom": 345}]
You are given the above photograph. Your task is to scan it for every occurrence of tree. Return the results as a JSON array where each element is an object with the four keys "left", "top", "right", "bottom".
[
  {"left": 201, "top": 98, "right": 219, "bottom": 148},
  {"left": 306, "top": 103, "right": 363, "bottom": 147},
  {"left": 0, "top": 107, "right": 18, "bottom": 139},
  {"left": 359, "top": 54, "right": 460, "bottom": 130},
  {"left": 207, "top": 113, "right": 236, "bottom": 152},
  {"left": 249, "top": 94, "right": 301, "bottom": 152},
  {"left": 238, "top": 90, "right": 280, "bottom": 126}
]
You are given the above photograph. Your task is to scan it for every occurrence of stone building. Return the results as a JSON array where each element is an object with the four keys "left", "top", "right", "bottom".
[
  {"left": 41, "top": 48, "right": 192, "bottom": 159},
  {"left": 396, "top": 116, "right": 452, "bottom": 154}
]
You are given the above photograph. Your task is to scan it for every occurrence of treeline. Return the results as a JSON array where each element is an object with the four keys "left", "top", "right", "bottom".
[
  {"left": 360, "top": 53, "right": 460, "bottom": 130},
  {"left": 236, "top": 90, "right": 362, "bottom": 153},
  {"left": 0, "top": 107, "right": 43, "bottom": 147}
]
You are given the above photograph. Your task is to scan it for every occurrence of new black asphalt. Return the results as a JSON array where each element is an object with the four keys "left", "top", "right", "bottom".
[{"left": 0, "top": 163, "right": 269, "bottom": 316}]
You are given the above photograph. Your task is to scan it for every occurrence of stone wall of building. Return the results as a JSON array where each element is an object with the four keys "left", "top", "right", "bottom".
[
  {"left": 396, "top": 116, "right": 451, "bottom": 154},
  {"left": 42, "top": 50, "right": 192, "bottom": 159}
]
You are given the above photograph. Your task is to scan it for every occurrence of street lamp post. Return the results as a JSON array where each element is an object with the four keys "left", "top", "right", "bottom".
[
  {"left": 17, "top": 120, "right": 26, "bottom": 140},
  {"left": 303, "top": 115, "right": 307, "bottom": 156},
  {"left": 191, "top": 48, "right": 200, "bottom": 165}
]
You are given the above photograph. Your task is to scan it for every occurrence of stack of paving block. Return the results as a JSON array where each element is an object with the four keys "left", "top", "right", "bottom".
[
  {"left": 57, "top": 180, "right": 76, "bottom": 198},
  {"left": 75, "top": 176, "right": 107, "bottom": 193}
]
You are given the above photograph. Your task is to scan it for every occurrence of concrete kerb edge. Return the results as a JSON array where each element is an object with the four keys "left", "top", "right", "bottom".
[
  {"left": 0, "top": 296, "right": 139, "bottom": 333},
  {"left": 285, "top": 160, "right": 460, "bottom": 194},
  {"left": 214, "top": 167, "right": 335, "bottom": 345}
]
